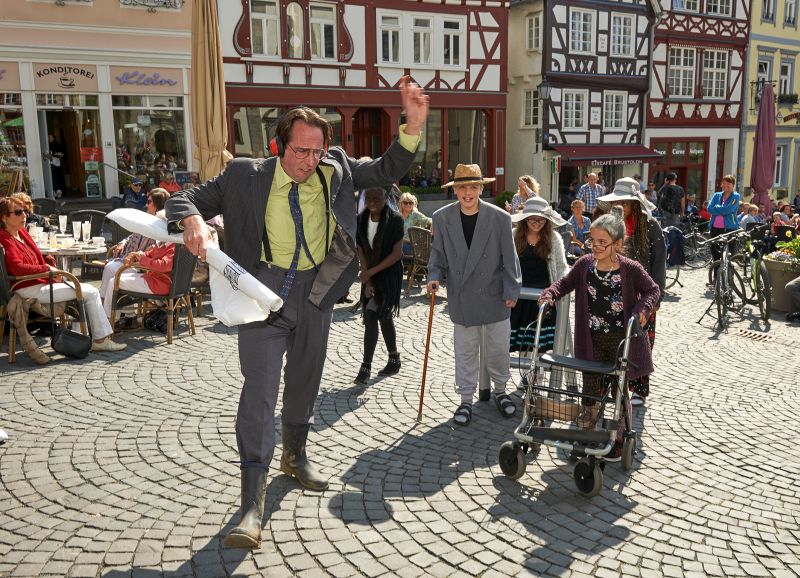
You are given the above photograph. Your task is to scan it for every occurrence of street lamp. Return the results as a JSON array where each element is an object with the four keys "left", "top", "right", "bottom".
[{"left": 537, "top": 78, "right": 552, "bottom": 101}]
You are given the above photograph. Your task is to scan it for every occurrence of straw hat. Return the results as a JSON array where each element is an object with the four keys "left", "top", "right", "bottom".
[
  {"left": 510, "top": 196, "right": 567, "bottom": 227},
  {"left": 596, "top": 177, "right": 656, "bottom": 213},
  {"left": 441, "top": 163, "right": 496, "bottom": 188}
]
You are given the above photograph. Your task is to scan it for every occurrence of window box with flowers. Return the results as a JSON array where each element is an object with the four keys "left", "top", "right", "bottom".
[
  {"left": 764, "top": 236, "right": 800, "bottom": 312},
  {"left": 778, "top": 93, "right": 799, "bottom": 105}
]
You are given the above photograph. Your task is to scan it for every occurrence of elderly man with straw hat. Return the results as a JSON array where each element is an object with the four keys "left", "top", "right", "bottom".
[{"left": 426, "top": 164, "right": 522, "bottom": 426}]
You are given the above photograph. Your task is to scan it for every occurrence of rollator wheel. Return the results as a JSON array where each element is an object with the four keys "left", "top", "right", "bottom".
[
  {"left": 621, "top": 435, "right": 636, "bottom": 471},
  {"left": 499, "top": 441, "right": 526, "bottom": 480},
  {"left": 573, "top": 460, "right": 603, "bottom": 498}
]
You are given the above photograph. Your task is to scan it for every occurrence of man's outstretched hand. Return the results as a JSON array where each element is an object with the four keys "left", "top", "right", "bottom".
[{"left": 400, "top": 75, "right": 429, "bottom": 136}]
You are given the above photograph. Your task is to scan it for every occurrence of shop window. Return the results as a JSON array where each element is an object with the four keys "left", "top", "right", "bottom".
[
  {"left": 250, "top": 0, "right": 280, "bottom": 57},
  {"left": 668, "top": 47, "right": 696, "bottom": 98},
  {"left": 442, "top": 20, "right": 462, "bottom": 66},
  {"left": 447, "top": 110, "right": 488, "bottom": 181},
  {"left": 404, "top": 109, "right": 442, "bottom": 187},
  {"left": 113, "top": 96, "right": 187, "bottom": 189},
  {"left": 671, "top": 142, "right": 686, "bottom": 163},
  {"left": 686, "top": 169, "right": 703, "bottom": 198},
  {"left": 702, "top": 50, "right": 728, "bottom": 100},
  {"left": 563, "top": 90, "right": 588, "bottom": 129},
  {"left": 569, "top": 9, "right": 595, "bottom": 55},
  {"left": 526, "top": 13, "right": 541, "bottom": 51},
  {"left": 610, "top": 13, "right": 634, "bottom": 58},
  {"left": 310, "top": 3, "right": 336, "bottom": 60},
  {"left": 232, "top": 107, "right": 341, "bottom": 159},
  {"left": 413, "top": 17, "right": 432, "bottom": 65},
  {"left": 0, "top": 96, "right": 27, "bottom": 196},
  {"left": 688, "top": 142, "right": 705, "bottom": 164},
  {"left": 287, "top": 2, "right": 305, "bottom": 59},
  {"left": 2, "top": 93, "right": 21, "bottom": 106},
  {"left": 523, "top": 90, "right": 539, "bottom": 128}
]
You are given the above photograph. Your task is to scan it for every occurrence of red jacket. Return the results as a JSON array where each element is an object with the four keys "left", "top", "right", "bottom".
[
  {"left": 138, "top": 243, "right": 175, "bottom": 294},
  {"left": 0, "top": 228, "right": 51, "bottom": 289}
]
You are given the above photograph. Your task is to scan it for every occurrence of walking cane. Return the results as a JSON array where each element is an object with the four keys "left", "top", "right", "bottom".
[{"left": 417, "top": 291, "right": 436, "bottom": 422}]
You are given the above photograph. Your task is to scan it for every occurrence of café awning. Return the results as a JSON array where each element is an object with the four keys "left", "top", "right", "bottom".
[{"left": 550, "top": 144, "right": 662, "bottom": 167}]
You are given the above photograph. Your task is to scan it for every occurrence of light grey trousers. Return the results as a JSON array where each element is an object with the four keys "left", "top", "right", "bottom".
[
  {"left": 236, "top": 263, "right": 332, "bottom": 468},
  {"left": 786, "top": 275, "right": 800, "bottom": 311},
  {"left": 453, "top": 318, "right": 512, "bottom": 399}
]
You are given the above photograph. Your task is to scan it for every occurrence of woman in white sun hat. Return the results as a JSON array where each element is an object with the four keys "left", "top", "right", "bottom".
[
  {"left": 509, "top": 197, "right": 569, "bottom": 361},
  {"left": 596, "top": 177, "right": 665, "bottom": 407}
]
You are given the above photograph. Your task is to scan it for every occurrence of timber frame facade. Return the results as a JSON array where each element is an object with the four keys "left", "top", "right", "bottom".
[{"left": 220, "top": 0, "right": 510, "bottom": 192}]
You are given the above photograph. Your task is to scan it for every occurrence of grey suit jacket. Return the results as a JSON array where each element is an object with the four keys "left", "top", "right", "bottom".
[
  {"left": 428, "top": 200, "right": 522, "bottom": 327},
  {"left": 165, "top": 140, "right": 415, "bottom": 311}
]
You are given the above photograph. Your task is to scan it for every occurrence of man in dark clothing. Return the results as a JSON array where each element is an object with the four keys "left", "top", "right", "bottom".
[
  {"left": 657, "top": 172, "right": 685, "bottom": 226},
  {"left": 121, "top": 178, "right": 148, "bottom": 210}
]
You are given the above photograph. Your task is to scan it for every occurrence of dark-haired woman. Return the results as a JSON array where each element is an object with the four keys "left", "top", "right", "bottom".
[
  {"left": 596, "top": 177, "right": 665, "bottom": 406},
  {"left": 353, "top": 187, "right": 405, "bottom": 386}
]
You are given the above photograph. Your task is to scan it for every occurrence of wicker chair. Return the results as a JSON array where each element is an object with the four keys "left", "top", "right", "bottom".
[
  {"left": 68, "top": 209, "right": 107, "bottom": 239},
  {"left": 405, "top": 226, "right": 432, "bottom": 297}
]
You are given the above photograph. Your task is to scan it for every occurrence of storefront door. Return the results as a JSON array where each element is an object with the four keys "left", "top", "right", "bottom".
[{"left": 353, "top": 108, "right": 387, "bottom": 159}]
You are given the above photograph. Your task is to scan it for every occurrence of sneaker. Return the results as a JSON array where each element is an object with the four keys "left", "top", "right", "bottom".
[
  {"left": 0, "top": 428, "right": 7, "bottom": 443},
  {"left": 478, "top": 388, "right": 491, "bottom": 402},
  {"left": 630, "top": 393, "right": 644, "bottom": 407},
  {"left": 91, "top": 337, "right": 127, "bottom": 352},
  {"left": 353, "top": 363, "right": 370, "bottom": 386},
  {"left": 786, "top": 312, "right": 800, "bottom": 323},
  {"left": 605, "top": 441, "right": 623, "bottom": 462}
]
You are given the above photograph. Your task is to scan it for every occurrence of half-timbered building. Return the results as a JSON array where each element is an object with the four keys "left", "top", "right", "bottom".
[
  {"left": 507, "top": 0, "right": 662, "bottom": 200},
  {"left": 646, "top": 0, "right": 751, "bottom": 203},
  {"left": 221, "top": 0, "right": 510, "bottom": 192}
]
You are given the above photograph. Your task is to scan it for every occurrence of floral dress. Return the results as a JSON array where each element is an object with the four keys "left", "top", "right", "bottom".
[{"left": 583, "top": 262, "right": 625, "bottom": 402}]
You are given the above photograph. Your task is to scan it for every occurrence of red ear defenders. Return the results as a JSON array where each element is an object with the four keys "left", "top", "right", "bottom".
[{"left": 268, "top": 136, "right": 283, "bottom": 157}]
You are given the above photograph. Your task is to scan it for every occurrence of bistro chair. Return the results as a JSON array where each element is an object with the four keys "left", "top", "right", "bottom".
[
  {"left": 109, "top": 244, "right": 198, "bottom": 345},
  {"left": 68, "top": 209, "right": 107, "bottom": 239},
  {"left": 33, "top": 198, "right": 63, "bottom": 219},
  {"left": 405, "top": 226, "right": 433, "bottom": 297}
]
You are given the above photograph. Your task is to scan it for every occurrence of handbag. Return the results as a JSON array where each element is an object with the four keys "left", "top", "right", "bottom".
[
  {"left": 49, "top": 272, "right": 92, "bottom": 359},
  {"left": 143, "top": 308, "right": 169, "bottom": 333}
]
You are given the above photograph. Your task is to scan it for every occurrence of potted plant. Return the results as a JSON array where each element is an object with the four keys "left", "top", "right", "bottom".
[{"left": 764, "top": 236, "right": 800, "bottom": 312}]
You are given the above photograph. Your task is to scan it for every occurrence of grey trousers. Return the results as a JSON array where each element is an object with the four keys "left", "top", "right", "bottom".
[
  {"left": 786, "top": 275, "right": 800, "bottom": 311},
  {"left": 453, "top": 318, "right": 512, "bottom": 398},
  {"left": 236, "top": 263, "right": 333, "bottom": 468}
]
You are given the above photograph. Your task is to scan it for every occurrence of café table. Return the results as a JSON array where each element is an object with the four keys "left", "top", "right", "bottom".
[{"left": 37, "top": 242, "right": 108, "bottom": 274}]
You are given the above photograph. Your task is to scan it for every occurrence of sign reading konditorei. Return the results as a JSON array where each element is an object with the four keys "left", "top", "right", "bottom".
[
  {"left": 33, "top": 63, "right": 98, "bottom": 92},
  {"left": 110, "top": 66, "right": 183, "bottom": 95},
  {"left": 0, "top": 62, "right": 21, "bottom": 92}
]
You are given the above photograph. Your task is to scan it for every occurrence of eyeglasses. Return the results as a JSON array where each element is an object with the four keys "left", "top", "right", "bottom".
[
  {"left": 12, "top": 209, "right": 28, "bottom": 216},
  {"left": 584, "top": 237, "right": 613, "bottom": 249},
  {"left": 401, "top": 201, "right": 415, "bottom": 205},
  {"left": 527, "top": 216, "right": 546, "bottom": 224},
  {"left": 287, "top": 143, "right": 327, "bottom": 161}
]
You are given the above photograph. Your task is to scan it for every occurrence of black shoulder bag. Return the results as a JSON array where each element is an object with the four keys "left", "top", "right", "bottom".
[{"left": 49, "top": 272, "right": 92, "bottom": 359}]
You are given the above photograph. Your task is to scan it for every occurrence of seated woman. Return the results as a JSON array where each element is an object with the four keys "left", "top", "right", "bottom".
[
  {"left": 101, "top": 239, "right": 176, "bottom": 319},
  {"left": 99, "top": 189, "right": 168, "bottom": 307},
  {"left": 0, "top": 196, "right": 125, "bottom": 352},
  {"left": 398, "top": 192, "right": 431, "bottom": 259}
]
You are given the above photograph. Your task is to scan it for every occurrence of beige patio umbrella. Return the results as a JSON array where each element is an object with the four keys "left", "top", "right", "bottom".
[{"left": 191, "top": 0, "right": 233, "bottom": 181}]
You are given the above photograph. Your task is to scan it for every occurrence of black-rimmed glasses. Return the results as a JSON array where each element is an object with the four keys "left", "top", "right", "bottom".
[
  {"left": 584, "top": 237, "right": 613, "bottom": 249},
  {"left": 12, "top": 209, "right": 28, "bottom": 216},
  {"left": 287, "top": 143, "right": 327, "bottom": 161}
]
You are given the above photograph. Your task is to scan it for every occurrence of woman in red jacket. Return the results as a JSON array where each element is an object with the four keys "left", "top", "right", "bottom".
[
  {"left": 101, "top": 241, "right": 175, "bottom": 318},
  {"left": 0, "top": 196, "right": 126, "bottom": 352}
]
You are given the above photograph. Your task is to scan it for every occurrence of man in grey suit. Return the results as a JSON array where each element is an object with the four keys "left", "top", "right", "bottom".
[
  {"left": 166, "top": 77, "right": 429, "bottom": 549},
  {"left": 426, "top": 164, "right": 522, "bottom": 426}
]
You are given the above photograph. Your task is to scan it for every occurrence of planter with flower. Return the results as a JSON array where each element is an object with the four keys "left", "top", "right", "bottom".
[{"left": 764, "top": 236, "right": 800, "bottom": 312}]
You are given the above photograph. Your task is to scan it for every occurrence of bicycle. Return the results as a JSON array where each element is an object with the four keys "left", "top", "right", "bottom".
[
  {"left": 706, "top": 224, "right": 771, "bottom": 322},
  {"left": 663, "top": 225, "right": 682, "bottom": 290},
  {"left": 680, "top": 217, "right": 711, "bottom": 269},
  {"left": 701, "top": 230, "right": 747, "bottom": 330}
]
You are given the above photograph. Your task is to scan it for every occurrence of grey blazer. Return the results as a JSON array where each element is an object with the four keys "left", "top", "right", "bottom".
[
  {"left": 428, "top": 200, "right": 522, "bottom": 327},
  {"left": 165, "top": 141, "right": 415, "bottom": 311}
]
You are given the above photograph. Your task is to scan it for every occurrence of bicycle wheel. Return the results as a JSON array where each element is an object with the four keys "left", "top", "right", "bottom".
[
  {"left": 665, "top": 264, "right": 680, "bottom": 289},
  {"left": 756, "top": 260, "right": 772, "bottom": 321},
  {"left": 730, "top": 254, "right": 753, "bottom": 303},
  {"left": 714, "top": 263, "right": 727, "bottom": 327},
  {"left": 685, "top": 235, "right": 711, "bottom": 269},
  {"left": 727, "top": 266, "right": 747, "bottom": 312}
]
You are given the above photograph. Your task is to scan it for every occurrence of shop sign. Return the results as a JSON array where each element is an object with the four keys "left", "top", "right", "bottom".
[
  {"left": 110, "top": 66, "right": 183, "bottom": 94},
  {"left": 85, "top": 174, "right": 102, "bottom": 198},
  {"left": 33, "top": 64, "right": 98, "bottom": 92},
  {"left": 137, "top": 115, "right": 151, "bottom": 127},
  {"left": 590, "top": 159, "right": 644, "bottom": 166},
  {"left": 84, "top": 161, "right": 99, "bottom": 171},
  {"left": 0, "top": 62, "right": 21, "bottom": 92},
  {"left": 80, "top": 147, "right": 103, "bottom": 163}
]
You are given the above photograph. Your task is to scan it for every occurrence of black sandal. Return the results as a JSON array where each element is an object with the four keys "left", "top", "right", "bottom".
[
  {"left": 453, "top": 403, "right": 472, "bottom": 426},
  {"left": 495, "top": 393, "right": 516, "bottom": 417}
]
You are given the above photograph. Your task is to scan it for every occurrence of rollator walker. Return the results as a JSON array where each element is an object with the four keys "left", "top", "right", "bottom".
[{"left": 498, "top": 302, "right": 641, "bottom": 498}]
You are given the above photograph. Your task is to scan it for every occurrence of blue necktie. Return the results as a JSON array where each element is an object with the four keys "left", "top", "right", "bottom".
[{"left": 280, "top": 182, "right": 303, "bottom": 300}]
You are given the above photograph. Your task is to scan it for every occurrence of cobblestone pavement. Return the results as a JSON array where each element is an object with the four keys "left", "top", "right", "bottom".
[{"left": 1, "top": 265, "right": 798, "bottom": 578}]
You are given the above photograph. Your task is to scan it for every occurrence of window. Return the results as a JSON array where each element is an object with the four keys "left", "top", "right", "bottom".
[
  {"left": 523, "top": 90, "right": 539, "bottom": 127},
  {"left": 610, "top": 13, "right": 634, "bottom": 57},
  {"left": 570, "top": 9, "right": 594, "bottom": 54},
  {"left": 442, "top": 20, "right": 462, "bottom": 66},
  {"left": 673, "top": 0, "right": 698, "bottom": 11},
  {"left": 379, "top": 14, "right": 401, "bottom": 64},
  {"left": 286, "top": 2, "right": 305, "bottom": 59},
  {"left": 310, "top": 4, "right": 336, "bottom": 60},
  {"left": 250, "top": 0, "right": 279, "bottom": 57},
  {"left": 774, "top": 145, "right": 785, "bottom": 185},
  {"left": 706, "top": 0, "right": 731, "bottom": 16},
  {"left": 668, "top": 47, "right": 696, "bottom": 98},
  {"left": 563, "top": 90, "right": 587, "bottom": 129},
  {"left": 757, "top": 59, "right": 771, "bottom": 83},
  {"left": 603, "top": 92, "right": 626, "bottom": 130},
  {"left": 779, "top": 62, "right": 792, "bottom": 95},
  {"left": 526, "top": 13, "right": 541, "bottom": 51},
  {"left": 413, "top": 18, "right": 432, "bottom": 65},
  {"left": 763, "top": 0, "right": 776, "bottom": 20},
  {"left": 702, "top": 50, "right": 728, "bottom": 99},
  {"left": 787, "top": 0, "right": 797, "bottom": 25}
]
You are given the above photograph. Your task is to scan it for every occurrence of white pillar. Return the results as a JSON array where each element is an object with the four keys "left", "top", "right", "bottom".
[{"left": 97, "top": 65, "right": 118, "bottom": 199}]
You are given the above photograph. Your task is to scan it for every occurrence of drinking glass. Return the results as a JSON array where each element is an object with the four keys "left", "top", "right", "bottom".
[
  {"left": 82, "top": 221, "right": 91, "bottom": 244},
  {"left": 72, "top": 222, "right": 81, "bottom": 242},
  {"left": 58, "top": 215, "right": 68, "bottom": 234}
]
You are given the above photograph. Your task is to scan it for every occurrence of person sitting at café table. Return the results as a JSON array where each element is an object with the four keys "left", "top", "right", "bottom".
[
  {"left": 158, "top": 172, "right": 182, "bottom": 194},
  {"left": 0, "top": 196, "right": 126, "bottom": 352},
  {"left": 398, "top": 191, "right": 431, "bottom": 259},
  {"left": 121, "top": 178, "right": 148, "bottom": 210}
]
